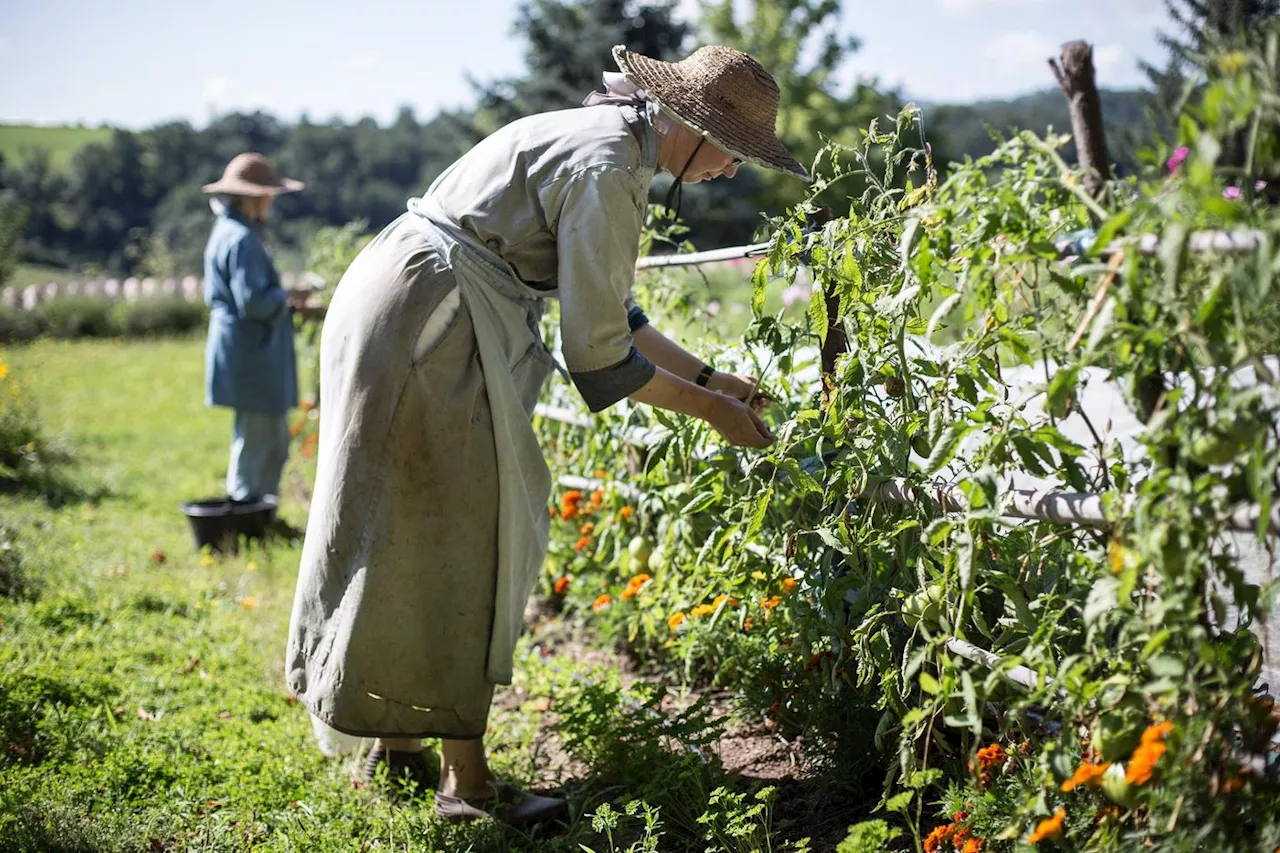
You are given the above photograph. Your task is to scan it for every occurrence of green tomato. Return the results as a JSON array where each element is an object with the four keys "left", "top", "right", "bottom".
[
  {"left": 901, "top": 582, "right": 945, "bottom": 628},
  {"left": 627, "top": 536, "right": 654, "bottom": 570},
  {"left": 1091, "top": 710, "right": 1143, "bottom": 762},
  {"left": 910, "top": 431, "right": 934, "bottom": 459},
  {"left": 1100, "top": 762, "right": 1138, "bottom": 808}
]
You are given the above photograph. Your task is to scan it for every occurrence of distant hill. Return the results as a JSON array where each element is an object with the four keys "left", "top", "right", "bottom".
[
  {"left": 922, "top": 88, "right": 1160, "bottom": 176},
  {"left": 0, "top": 124, "right": 114, "bottom": 169}
]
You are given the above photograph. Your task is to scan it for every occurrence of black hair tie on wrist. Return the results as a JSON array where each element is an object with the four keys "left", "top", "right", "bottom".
[{"left": 696, "top": 364, "right": 715, "bottom": 387}]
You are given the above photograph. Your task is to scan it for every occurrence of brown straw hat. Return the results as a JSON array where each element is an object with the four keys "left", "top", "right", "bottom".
[
  {"left": 612, "top": 44, "right": 809, "bottom": 181},
  {"left": 201, "top": 152, "right": 304, "bottom": 196}
]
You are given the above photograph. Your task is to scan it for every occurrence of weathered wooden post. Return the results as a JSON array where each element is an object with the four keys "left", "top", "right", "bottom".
[{"left": 1049, "top": 40, "right": 1112, "bottom": 199}]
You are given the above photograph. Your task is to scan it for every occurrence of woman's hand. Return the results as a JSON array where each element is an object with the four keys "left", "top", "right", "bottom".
[
  {"left": 706, "top": 394, "right": 774, "bottom": 448},
  {"left": 708, "top": 372, "right": 773, "bottom": 412}
]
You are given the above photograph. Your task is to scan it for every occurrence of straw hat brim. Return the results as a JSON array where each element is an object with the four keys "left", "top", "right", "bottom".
[
  {"left": 612, "top": 46, "right": 809, "bottom": 181},
  {"left": 201, "top": 176, "right": 305, "bottom": 196}
]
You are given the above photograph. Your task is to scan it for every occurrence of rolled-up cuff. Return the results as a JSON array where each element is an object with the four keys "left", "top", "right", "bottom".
[
  {"left": 626, "top": 303, "right": 650, "bottom": 331},
  {"left": 571, "top": 347, "right": 656, "bottom": 412}
]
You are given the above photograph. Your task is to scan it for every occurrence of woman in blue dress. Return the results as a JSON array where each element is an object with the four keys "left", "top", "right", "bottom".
[{"left": 201, "top": 152, "right": 307, "bottom": 504}]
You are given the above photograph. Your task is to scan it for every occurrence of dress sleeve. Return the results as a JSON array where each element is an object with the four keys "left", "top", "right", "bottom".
[
  {"left": 228, "top": 233, "right": 286, "bottom": 322},
  {"left": 550, "top": 165, "right": 655, "bottom": 412}
]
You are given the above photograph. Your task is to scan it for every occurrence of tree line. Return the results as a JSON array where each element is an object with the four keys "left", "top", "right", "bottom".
[{"left": 0, "top": 0, "right": 1264, "bottom": 283}]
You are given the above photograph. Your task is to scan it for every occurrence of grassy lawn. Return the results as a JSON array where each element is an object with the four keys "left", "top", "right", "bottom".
[
  {"left": 0, "top": 337, "right": 827, "bottom": 852},
  {"left": 0, "top": 124, "right": 113, "bottom": 170}
]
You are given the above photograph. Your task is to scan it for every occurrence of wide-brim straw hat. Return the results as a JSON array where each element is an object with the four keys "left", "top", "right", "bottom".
[
  {"left": 202, "top": 152, "right": 304, "bottom": 196},
  {"left": 612, "top": 44, "right": 809, "bottom": 181}
]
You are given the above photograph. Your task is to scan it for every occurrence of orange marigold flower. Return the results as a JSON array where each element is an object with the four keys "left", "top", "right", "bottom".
[
  {"left": 1221, "top": 774, "right": 1245, "bottom": 794},
  {"left": 548, "top": 505, "right": 557, "bottom": 518},
  {"left": 923, "top": 824, "right": 954, "bottom": 853},
  {"left": 712, "top": 593, "right": 739, "bottom": 608},
  {"left": 952, "top": 812, "right": 969, "bottom": 823},
  {"left": 961, "top": 839, "right": 984, "bottom": 853},
  {"left": 560, "top": 490, "right": 584, "bottom": 519},
  {"left": 594, "top": 469, "right": 608, "bottom": 479},
  {"left": 953, "top": 826, "right": 972, "bottom": 847},
  {"left": 301, "top": 433, "right": 319, "bottom": 458},
  {"left": 1125, "top": 740, "right": 1167, "bottom": 785},
  {"left": 1027, "top": 808, "right": 1065, "bottom": 844},
  {"left": 761, "top": 595, "right": 783, "bottom": 610},
  {"left": 976, "top": 743, "right": 1007, "bottom": 770},
  {"left": 690, "top": 603, "right": 717, "bottom": 618},
  {"left": 667, "top": 612, "right": 685, "bottom": 630},
  {"left": 574, "top": 536, "right": 591, "bottom": 552},
  {"left": 1141, "top": 721, "right": 1174, "bottom": 745},
  {"left": 805, "top": 651, "right": 831, "bottom": 671},
  {"left": 1061, "top": 759, "right": 1112, "bottom": 792},
  {"left": 299, "top": 399, "right": 316, "bottom": 412},
  {"left": 592, "top": 594, "right": 612, "bottom": 612},
  {"left": 553, "top": 576, "right": 570, "bottom": 595},
  {"left": 579, "top": 522, "right": 594, "bottom": 536},
  {"left": 781, "top": 577, "right": 798, "bottom": 594},
  {"left": 619, "top": 506, "right": 634, "bottom": 519},
  {"left": 591, "top": 488, "right": 605, "bottom": 507},
  {"left": 742, "top": 616, "right": 754, "bottom": 632}
]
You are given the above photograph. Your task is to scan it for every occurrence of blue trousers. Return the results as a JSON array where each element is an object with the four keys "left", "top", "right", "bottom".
[{"left": 227, "top": 410, "right": 290, "bottom": 501}]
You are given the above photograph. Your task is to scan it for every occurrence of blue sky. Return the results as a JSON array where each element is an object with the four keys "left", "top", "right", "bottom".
[{"left": 0, "top": 0, "right": 1174, "bottom": 128}]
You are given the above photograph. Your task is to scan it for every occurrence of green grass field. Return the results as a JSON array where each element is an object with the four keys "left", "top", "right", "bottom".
[
  {"left": 0, "top": 336, "right": 815, "bottom": 852},
  {"left": 0, "top": 124, "right": 114, "bottom": 170}
]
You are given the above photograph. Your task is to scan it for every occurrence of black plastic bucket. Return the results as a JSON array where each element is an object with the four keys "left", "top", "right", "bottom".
[{"left": 180, "top": 496, "right": 279, "bottom": 553}]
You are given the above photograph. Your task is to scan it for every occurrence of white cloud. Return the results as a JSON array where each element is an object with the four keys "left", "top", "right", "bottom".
[
  {"left": 939, "top": 0, "right": 1042, "bottom": 15},
  {"left": 983, "top": 30, "right": 1056, "bottom": 75}
]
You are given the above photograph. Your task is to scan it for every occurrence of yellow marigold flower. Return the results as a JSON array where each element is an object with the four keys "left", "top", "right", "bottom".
[
  {"left": 239, "top": 596, "right": 258, "bottom": 610},
  {"left": 751, "top": 571, "right": 766, "bottom": 581},
  {"left": 667, "top": 611, "right": 685, "bottom": 630},
  {"left": 690, "top": 603, "right": 717, "bottom": 618},
  {"left": 200, "top": 553, "right": 215, "bottom": 567},
  {"left": 0, "top": 361, "right": 8, "bottom": 381},
  {"left": 1027, "top": 807, "right": 1065, "bottom": 844},
  {"left": 1061, "top": 759, "right": 1111, "bottom": 792},
  {"left": 591, "top": 594, "right": 612, "bottom": 612}
]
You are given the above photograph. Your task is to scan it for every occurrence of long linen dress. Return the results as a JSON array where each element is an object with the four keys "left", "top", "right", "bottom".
[{"left": 286, "top": 103, "right": 658, "bottom": 738}]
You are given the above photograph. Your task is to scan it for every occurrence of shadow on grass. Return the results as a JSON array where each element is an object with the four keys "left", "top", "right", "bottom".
[{"left": 0, "top": 454, "right": 110, "bottom": 509}]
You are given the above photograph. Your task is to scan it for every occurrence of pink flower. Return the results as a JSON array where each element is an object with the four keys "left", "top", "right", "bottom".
[
  {"left": 1166, "top": 146, "right": 1189, "bottom": 173},
  {"left": 1256, "top": 181, "right": 1268, "bottom": 191},
  {"left": 1224, "top": 186, "right": 1243, "bottom": 200}
]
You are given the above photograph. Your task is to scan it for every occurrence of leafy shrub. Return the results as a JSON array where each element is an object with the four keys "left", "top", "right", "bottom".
[
  {"left": 110, "top": 294, "right": 207, "bottom": 337},
  {"left": 0, "top": 306, "right": 45, "bottom": 343},
  {"left": 35, "top": 295, "right": 115, "bottom": 338}
]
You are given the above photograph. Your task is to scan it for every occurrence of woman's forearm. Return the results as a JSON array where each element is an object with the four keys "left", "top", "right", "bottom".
[
  {"left": 632, "top": 324, "right": 707, "bottom": 384},
  {"left": 628, "top": 363, "right": 723, "bottom": 421}
]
